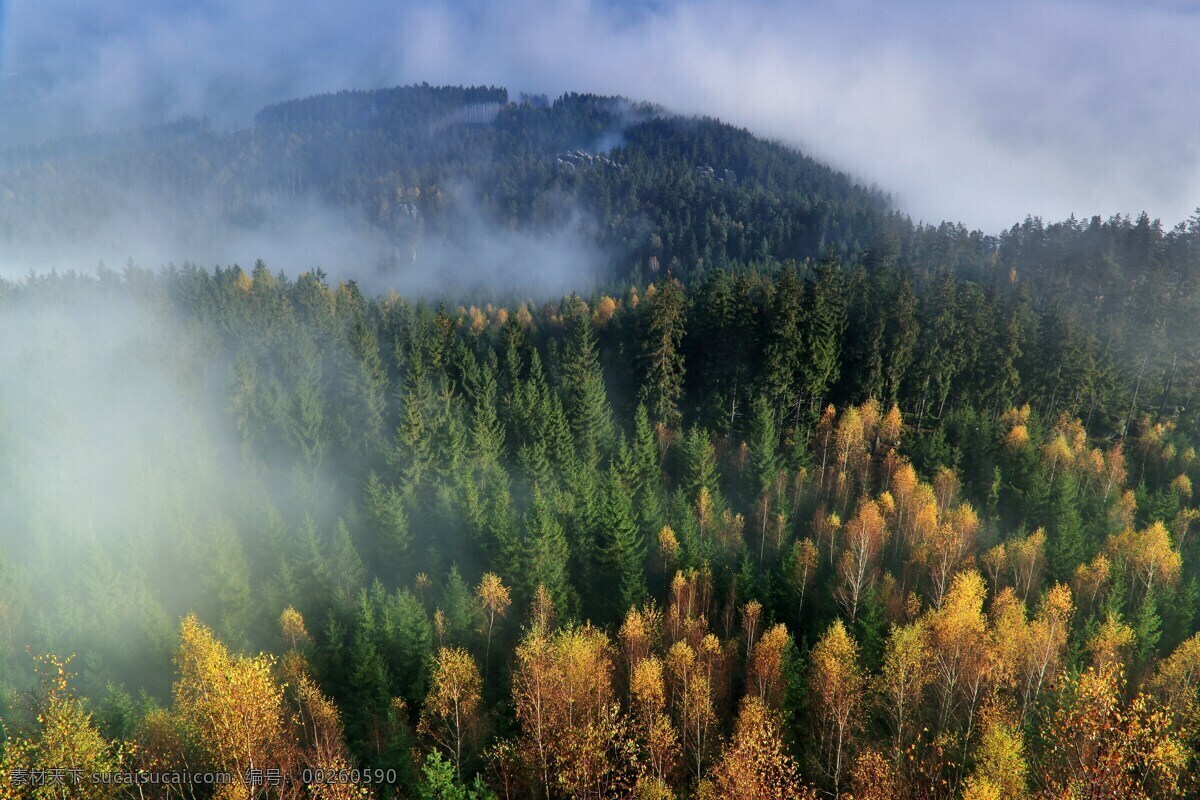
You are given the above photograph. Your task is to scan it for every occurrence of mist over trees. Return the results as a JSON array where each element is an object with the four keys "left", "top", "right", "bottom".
[{"left": 2, "top": 86, "right": 1200, "bottom": 799}]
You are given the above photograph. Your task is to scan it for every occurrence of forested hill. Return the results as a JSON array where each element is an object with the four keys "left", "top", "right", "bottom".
[
  {"left": 4, "top": 264, "right": 1200, "bottom": 799},
  {"left": 0, "top": 84, "right": 889, "bottom": 280},
  {"left": 5, "top": 84, "right": 1200, "bottom": 800}
]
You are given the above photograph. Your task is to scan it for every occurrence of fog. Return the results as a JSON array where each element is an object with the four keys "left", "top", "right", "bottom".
[
  {"left": 4, "top": 0, "right": 1200, "bottom": 230},
  {"left": 0, "top": 189, "right": 608, "bottom": 298},
  {"left": 0, "top": 277, "right": 244, "bottom": 692}
]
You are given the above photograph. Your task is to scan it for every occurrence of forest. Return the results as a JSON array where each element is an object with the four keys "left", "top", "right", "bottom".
[{"left": 2, "top": 86, "right": 1200, "bottom": 799}]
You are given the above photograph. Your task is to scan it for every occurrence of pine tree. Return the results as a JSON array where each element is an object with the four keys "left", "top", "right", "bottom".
[
  {"left": 761, "top": 267, "right": 804, "bottom": 425},
  {"left": 348, "top": 612, "right": 391, "bottom": 747},
  {"left": 322, "top": 518, "right": 367, "bottom": 607},
  {"left": 526, "top": 491, "right": 574, "bottom": 616},
  {"left": 387, "top": 588, "right": 434, "bottom": 706},
  {"left": 339, "top": 314, "right": 389, "bottom": 462},
  {"left": 397, "top": 348, "right": 439, "bottom": 495},
  {"left": 1134, "top": 587, "right": 1163, "bottom": 668},
  {"left": 563, "top": 456, "right": 603, "bottom": 612},
  {"left": 364, "top": 471, "right": 411, "bottom": 574},
  {"left": 690, "top": 268, "right": 744, "bottom": 430},
  {"left": 683, "top": 426, "right": 720, "bottom": 503},
  {"left": 561, "top": 296, "right": 615, "bottom": 462},
  {"left": 632, "top": 403, "right": 665, "bottom": 535},
  {"left": 639, "top": 279, "right": 687, "bottom": 428},
  {"left": 605, "top": 464, "right": 648, "bottom": 617},
  {"left": 884, "top": 272, "right": 920, "bottom": 407},
  {"left": 1048, "top": 473, "right": 1086, "bottom": 583},
  {"left": 441, "top": 566, "right": 479, "bottom": 648},
  {"left": 800, "top": 253, "right": 847, "bottom": 426},
  {"left": 200, "top": 518, "right": 254, "bottom": 649}
]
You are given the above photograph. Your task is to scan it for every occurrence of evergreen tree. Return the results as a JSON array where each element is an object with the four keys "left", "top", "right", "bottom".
[
  {"left": 525, "top": 491, "right": 574, "bottom": 615},
  {"left": 604, "top": 464, "right": 648, "bottom": 617},
  {"left": 639, "top": 279, "right": 687, "bottom": 428},
  {"left": 560, "top": 297, "right": 615, "bottom": 462},
  {"left": 761, "top": 267, "right": 804, "bottom": 425},
  {"left": 800, "top": 253, "right": 848, "bottom": 426},
  {"left": 1048, "top": 473, "right": 1086, "bottom": 583},
  {"left": 364, "top": 471, "right": 411, "bottom": 576},
  {"left": 632, "top": 403, "right": 665, "bottom": 535}
]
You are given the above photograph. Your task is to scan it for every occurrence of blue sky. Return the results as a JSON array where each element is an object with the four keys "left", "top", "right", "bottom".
[{"left": 2, "top": 0, "right": 1198, "bottom": 231}]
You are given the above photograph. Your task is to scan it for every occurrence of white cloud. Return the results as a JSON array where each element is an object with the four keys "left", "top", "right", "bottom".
[{"left": 3, "top": 0, "right": 1199, "bottom": 230}]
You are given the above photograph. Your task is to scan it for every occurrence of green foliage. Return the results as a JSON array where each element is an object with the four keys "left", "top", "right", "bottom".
[
  {"left": 6, "top": 85, "right": 1200, "bottom": 799},
  {"left": 417, "top": 751, "right": 497, "bottom": 800}
]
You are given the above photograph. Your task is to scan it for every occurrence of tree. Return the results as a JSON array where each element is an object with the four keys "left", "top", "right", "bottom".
[
  {"left": 198, "top": 518, "right": 255, "bottom": 648},
  {"left": 630, "top": 656, "right": 680, "bottom": 784},
  {"left": 525, "top": 491, "right": 574, "bottom": 616},
  {"left": 1, "top": 654, "right": 124, "bottom": 800},
  {"left": 835, "top": 498, "right": 890, "bottom": 622},
  {"left": 1106, "top": 520, "right": 1183, "bottom": 603},
  {"left": 511, "top": 625, "right": 557, "bottom": 795},
  {"left": 878, "top": 621, "right": 929, "bottom": 762},
  {"left": 364, "top": 471, "right": 411, "bottom": 572},
  {"left": 475, "top": 573, "right": 512, "bottom": 680},
  {"left": 747, "top": 396, "right": 781, "bottom": 566},
  {"left": 1040, "top": 666, "right": 1188, "bottom": 800},
  {"left": 746, "top": 623, "right": 791, "bottom": 710},
  {"left": 631, "top": 403, "right": 665, "bottom": 535},
  {"left": 419, "top": 647, "right": 484, "bottom": 778},
  {"left": 884, "top": 273, "right": 920, "bottom": 406},
  {"left": 666, "top": 640, "right": 717, "bottom": 786},
  {"left": 761, "top": 267, "right": 804, "bottom": 425},
  {"left": 640, "top": 280, "right": 687, "bottom": 428},
  {"left": 417, "top": 750, "right": 497, "bottom": 800},
  {"left": 925, "top": 570, "right": 990, "bottom": 738},
  {"left": 699, "top": 697, "right": 814, "bottom": 800},
  {"left": 810, "top": 618, "right": 864, "bottom": 794},
  {"left": 561, "top": 297, "right": 615, "bottom": 461},
  {"left": 966, "top": 701, "right": 1027, "bottom": 800},
  {"left": 916, "top": 501, "right": 979, "bottom": 609},
  {"left": 171, "top": 615, "right": 290, "bottom": 793},
  {"left": 606, "top": 464, "right": 648, "bottom": 616},
  {"left": 1048, "top": 473, "right": 1086, "bottom": 583},
  {"left": 799, "top": 253, "right": 847, "bottom": 422},
  {"left": 786, "top": 538, "right": 819, "bottom": 627},
  {"left": 1015, "top": 583, "right": 1073, "bottom": 719},
  {"left": 280, "top": 605, "right": 312, "bottom": 650}
]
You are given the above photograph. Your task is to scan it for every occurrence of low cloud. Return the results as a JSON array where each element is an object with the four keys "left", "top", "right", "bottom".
[
  {"left": 3, "top": 0, "right": 1199, "bottom": 230},
  {"left": 0, "top": 187, "right": 608, "bottom": 298}
]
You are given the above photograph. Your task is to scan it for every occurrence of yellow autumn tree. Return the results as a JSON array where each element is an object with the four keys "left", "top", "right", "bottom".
[
  {"left": 746, "top": 623, "right": 791, "bottom": 710},
  {"left": 630, "top": 656, "right": 680, "bottom": 784},
  {"left": 878, "top": 620, "right": 929, "bottom": 761},
  {"left": 280, "top": 606, "right": 310, "bottom": 650},
  {"left": 172, "top": 614, "right": 290, "bottom": 793},
  {"left": 0, "top": 654, "right": 124, "bottom": 800},
  {"left": 835, "top": 497, "right": 889, "bottom": 622},
  {"left": 283, "top": 658, "right": 372, "bottom": 800},
  {"left": 1040, "top": 666, "right": 1187, "bottom": 800},
  {"left": 1088, "top": 613, "right": 1136, "bottom": 673},
  {"left": 698, "top": 697, "right": 814, "bottom": 800},
  {"left": 810, "top": 619, "right": 863, "bottom": 794},
  {"left": 418, "top": 647, "right": 483, "bottom": 778},
  {"left": 475, "top": 572, "right": 512, "bottom": 677},
  {"left": 666, "top": 640, "right": 716, "bottom": 786},
  {"left": 924, "top": 570, "right": 990, "bottom": 737},
  {"left": 966, "top": 700, "right": 1028, "bottom": 799},
  {"left": 1106, "top": 520, "right": 1182, "bottom": 602}
]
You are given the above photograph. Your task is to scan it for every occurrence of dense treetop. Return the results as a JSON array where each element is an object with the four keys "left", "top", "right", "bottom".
[{"left": 2, "top": 84, "right": 1200, "bottom": 799}]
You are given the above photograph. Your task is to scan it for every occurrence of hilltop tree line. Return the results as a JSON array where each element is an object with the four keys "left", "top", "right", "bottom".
[
  {"left": 2, "top": 257, "right": 1200, "bottom": 799},
  {"left": 4, "top": 84, "right": 1198, "bottom": 434}
]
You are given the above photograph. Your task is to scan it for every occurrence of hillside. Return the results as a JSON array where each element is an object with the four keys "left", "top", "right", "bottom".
[
  {"left": 0, "top": 84, "right": 889, "bottom": 284},
  {"left": 2, "top": 85, "right": 1200, "bottom": 800}
]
